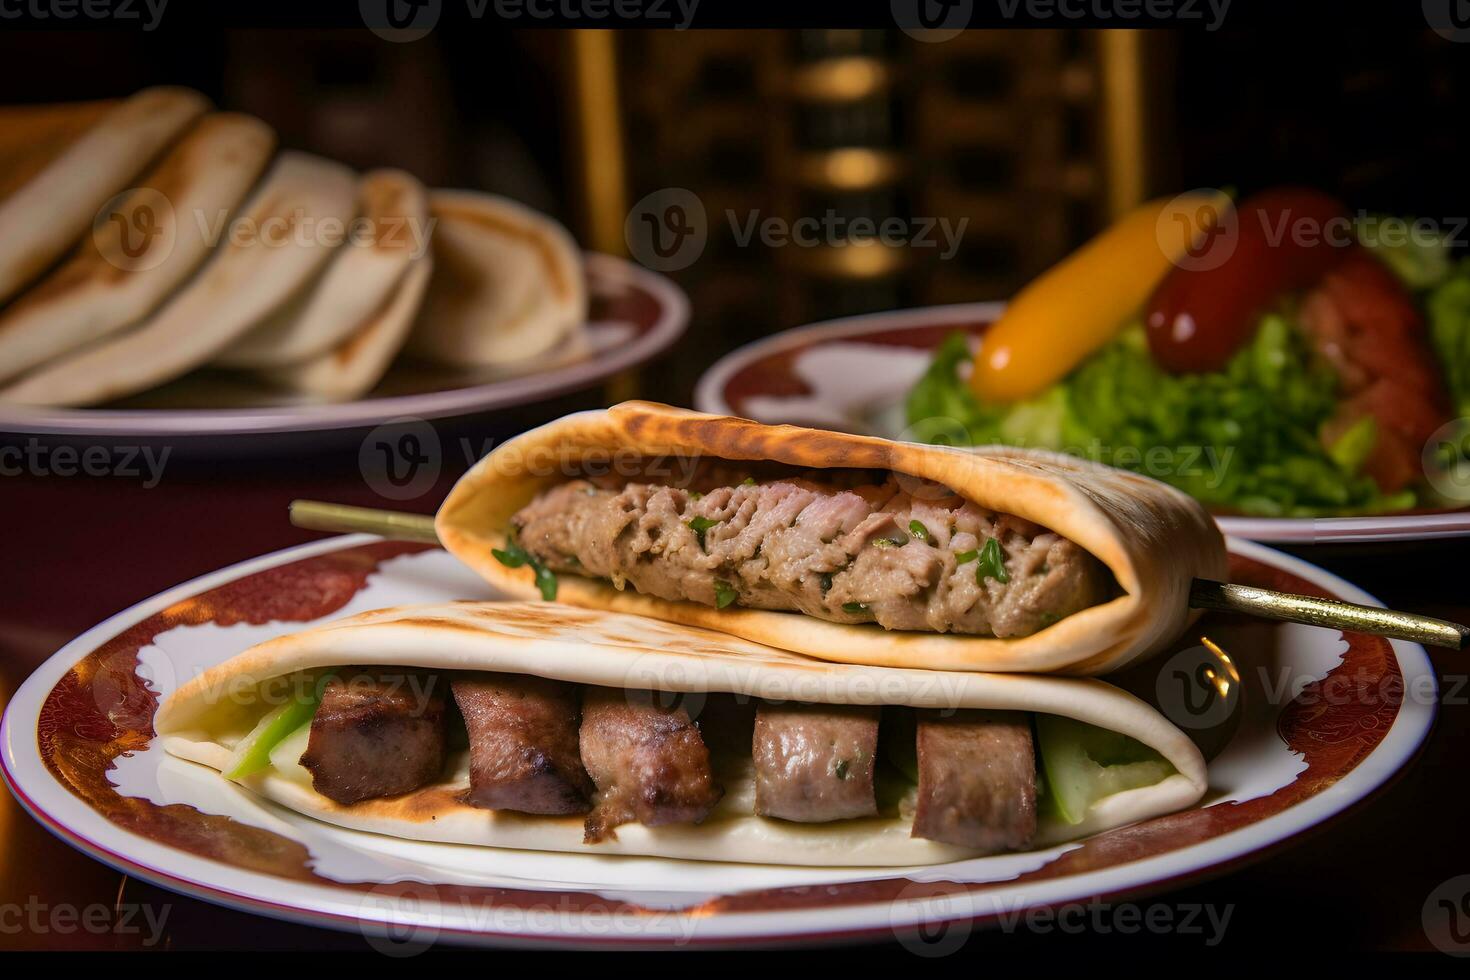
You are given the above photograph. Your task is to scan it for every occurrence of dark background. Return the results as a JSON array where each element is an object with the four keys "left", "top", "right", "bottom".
[
  {"left": 1, "top": 25, "right": 1464, "bottom": 404},
  {"left": 2, "top": 15, "right": 1469, "bottom": 955}
]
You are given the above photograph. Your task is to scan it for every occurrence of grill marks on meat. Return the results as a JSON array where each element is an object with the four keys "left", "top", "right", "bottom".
[
  {"left": 292, "top": 671, "right": 1043, "bottom": 855},
  {"left": 911, "top": 709, "right": 1037, "bottom": 853},
  {"left": 511, "top": 475, "right": 1109, "bottom": 638},
  {"left": 579, "top": 688, "right": 724, "bottom": 842},
  {"left": 300, "top": 668, "right": 446, "bottom": 806},
  {"left": 452, "top": 673, "right": 593, "bottom": 815},
  {"left": 753, "top": 702, "right": 879, "bottom": 822}
]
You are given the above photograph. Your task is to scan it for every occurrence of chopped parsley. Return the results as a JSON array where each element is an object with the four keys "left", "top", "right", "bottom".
[
  {"left": 842, "top": 601, "right": 869, "bottom": 614},
  {"left": 908, "top": 519, "right": 931, "bottom": 543},
  {"left": 714, "top": 579, "right": 739, "bottom": 609},
  {"left": 955, "top": 539, "right": 1010, "bottom": 585},
  {"left": 687, "top": 515, "right": 720, "bottom": 549},
  {"left": 491, "top": 542, "right": 558, "bottom": 600},
  {"left": 741, "top": 477, "right": 756, "bottom": 486},
  {"left": 977, "top": 537, "right": 1010, "bottom": 584},
  {"left": 819, "top": 572, "right": 834, "bottom": 593},
  {"left": 834, "top": 759, "right": 850, "bottom": 780},
  {"left": 871, "top": 536, "right": 907, "bottom": 549}
]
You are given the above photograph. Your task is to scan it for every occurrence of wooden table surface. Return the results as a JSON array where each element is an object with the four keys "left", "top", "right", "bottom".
[{"left": 2, "top": 416, "right": 1467, "bottom": 953}]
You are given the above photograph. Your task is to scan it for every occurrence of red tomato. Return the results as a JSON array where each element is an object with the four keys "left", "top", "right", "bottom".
[{"left": 1145, "top": 187, "right": 1354, "bottom": 372}]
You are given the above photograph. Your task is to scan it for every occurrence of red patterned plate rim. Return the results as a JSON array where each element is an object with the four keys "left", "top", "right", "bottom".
[
  {"left": 0, "top": 253, "right": 688, "bottom": 439},
  {"left": 0, "top": 535, "right": 1437, "bottom": 947},
  {"left": 694, "top": 303, "right": 1470, "bottom": 544}
]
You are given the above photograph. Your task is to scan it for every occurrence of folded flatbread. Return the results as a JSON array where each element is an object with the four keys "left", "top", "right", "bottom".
[
  {"left": 0, "top": 114, "right": 276, "bottom": 383},
  {"left": 0, "top": 99, "right": 116, "bottom": 201},
  {"left": 436, "top": 402, "right": 1227, "bottom": 675},
  {"left": 0, "top": 152, "right": 358, "bottom": 407},
  {"left": 218, "top": 168, "right": 431, "bottom": 369},
  {"left": 0, "top": 87, "right": 208, "bottom": 305},
  {"left": 156, "top": 601, "right": 1207, "bottom": 867},
  {"left": 259, "top": 254, "right": 433, "bottom": 400},
  {"left": 405, "top": 190, "right": 587, "bottom": 366}
]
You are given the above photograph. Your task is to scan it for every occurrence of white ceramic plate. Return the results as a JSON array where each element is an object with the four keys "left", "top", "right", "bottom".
[
  {"left": 0, "top": 253, "right": 686, "bottom": 440},
  {"left": 695, "top": 305, "right": 1470, "bottom": 544},
  {"left": 0, "top": 534, "right": 1434, "bottom": 947}
]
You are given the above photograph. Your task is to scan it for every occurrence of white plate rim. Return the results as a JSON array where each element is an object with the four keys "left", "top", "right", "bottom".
[
  {"left": 694, "top": 304, "right": 1470, "bottom": 544},
  {"left": 0, "top": 534, "right": 1437, "bottom": 947},
  {"left": 0, "top": 253, "right": 688, "bottom": 439}
]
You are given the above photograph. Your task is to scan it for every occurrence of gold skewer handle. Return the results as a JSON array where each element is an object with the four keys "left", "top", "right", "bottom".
[
  {"left": 1189, "top": 580, "right": 1468, "bottom": 651},
  {"left": 289, "top": 500, "right": 440, "bottom": 545},
  {"left": 288, "top": 500, "right": 1470, "bottom": 651}
]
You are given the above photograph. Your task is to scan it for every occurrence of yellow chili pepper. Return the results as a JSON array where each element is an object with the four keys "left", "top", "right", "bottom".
[{"left": 969, "top": 190, "right": 1230, "bottom": 404}]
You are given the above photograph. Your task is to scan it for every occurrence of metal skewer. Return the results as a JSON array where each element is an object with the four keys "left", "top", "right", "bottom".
[{"left": 290, "top": 499, "right": 1470, "bottom": 651}]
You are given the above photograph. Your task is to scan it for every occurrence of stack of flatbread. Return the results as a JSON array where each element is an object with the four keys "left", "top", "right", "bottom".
[{"left": 0, "top": 87, "right": 588, "bottom": 407}]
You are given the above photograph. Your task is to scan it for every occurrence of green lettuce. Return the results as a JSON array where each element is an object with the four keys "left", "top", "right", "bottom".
[
  {"left": 1357, "top": 214, "right": 1456, "bottom": 292},
  {"left": 904, "top": 319, "right": 1413, "bottom": 517},
  {"left": 1427, "top": 259, "right": 1470, "bottom": 417}
]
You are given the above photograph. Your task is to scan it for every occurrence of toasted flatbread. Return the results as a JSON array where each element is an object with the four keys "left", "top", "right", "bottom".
[
  {"left": 405, "top": 190, "right": 586, "bottom": 366},
  {"left": 435, "top": 403, "right": 1228, "bottom": 675},
  {"left": 0, "top": 87, "right": 209, "bottom": 304},
  {"left": 218, "top": 168, "right": 431, "bottom": 369},
  {"left": 156, "top": 601, "right": 1208, "bottom": 867},
  {"left": 260, "top": 254, "right": 433, "bottom": 401},
  {"left": 0, "top": 152, "right": 358, "bottom": 407},
  {"left": 0, "top": 99, "right": 117, "bottom": 201},
  {"left": 0, "top": 114, "right": 276, "bottom": 383}
]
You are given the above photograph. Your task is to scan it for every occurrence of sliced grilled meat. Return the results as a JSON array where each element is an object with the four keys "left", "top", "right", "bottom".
[
  {"left": 752, "top": 701, "right": 879, "bottom": 822},
  {"left": 911, "top": 709, "right": 1036, "bottom": 852},
  {"left": 579, "top": 687, "right": 724, "bottom": 842},
  {"left": 511, "top": 474, "right": 1108, "bottom": 638},
  {"left": 300, "top": 668, "right": 446, "bottom": 805},
  {"left": 452, "top": 673, "right": 593, "bottom": 815}
]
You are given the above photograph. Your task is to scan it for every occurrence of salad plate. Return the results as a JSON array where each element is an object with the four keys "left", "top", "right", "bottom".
[
  {"left": 0, "top": 532, "right": 1434, "bottom": 946},
  {"left": 695, "top": 306, "right": 1470, "bottom": 544}
]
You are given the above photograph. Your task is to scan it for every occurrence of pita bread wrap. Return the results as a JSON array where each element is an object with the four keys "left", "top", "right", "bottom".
[
  {"left": 0, "top": 152, "right": 358, "bottom": 407},
  {"left": 436, "top": 403, "right": 1227, "bottom": 676},
  {"left": 217, "top": 168, "right": 431, "bottom": 369},
  {"left": 0, "top": 87, "right": 209, "bottom": 305},
  {"left": 0, "top": 114, "right": 276, "bottom": 383},
  {"left": 155, "top": 601, "right": 1207, "bottom": 867},
  {"left": 405, "top": 190, "right": 587, "bottom": 366}
]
